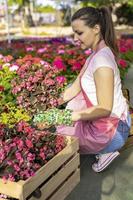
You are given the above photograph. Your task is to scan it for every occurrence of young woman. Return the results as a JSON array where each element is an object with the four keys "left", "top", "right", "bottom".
[{"left": 34, "top": 6, "right": 131, "bottom": 172}]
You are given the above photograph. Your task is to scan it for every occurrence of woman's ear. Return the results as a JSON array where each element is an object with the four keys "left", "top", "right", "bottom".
[{"left": 93, "top": 24, "right": 100, "bottom": 35}]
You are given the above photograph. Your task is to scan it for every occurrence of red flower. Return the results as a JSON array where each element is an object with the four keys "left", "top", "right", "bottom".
[
  {"left": 0, "top": 85, "right": 4, "bottom": 92},
  {"left": 53, "top": 58, "right": 66, "bottom": 71},
  {"left": 26, "top": 139, "right": 33, "bottom": 148},
  {"left": 118, "top": 59, "right": 128, "bottom": 68},
  {"left": 71, "top": 62, "right": 82, "bottom": 71},
  {"left": 55, "top": 76, "right": 66, "bottom": 85}
]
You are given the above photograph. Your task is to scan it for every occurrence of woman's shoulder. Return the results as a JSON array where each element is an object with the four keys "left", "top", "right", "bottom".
[
  {"left": 92, "top": 47, "right": 115, "bottom": 63},
  {"left": 90, "top": 47, "right": 117, "bottom": 73},
  {"left": 96, "top": 47, "right": 114, "bottom": 58}
]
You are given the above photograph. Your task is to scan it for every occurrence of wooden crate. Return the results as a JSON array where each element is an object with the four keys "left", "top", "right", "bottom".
[
  {"left": 121, "top": 114, "right": 133, "bottom": 151},
  {"left": 0, "top": 136, "right": 80, "bottom": 200},
  {"left": 130, "top": 113, "right": 133, "bottom": 135}
]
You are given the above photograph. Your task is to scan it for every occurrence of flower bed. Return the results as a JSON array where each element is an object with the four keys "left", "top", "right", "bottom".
[
  {"left": 0, "top": 136, "right": 80, "bottom": 200},
  {"left": 0, "top": 121, "right": 67, "bottom": 182},
  {"left": 0, "top": 37, "right": 132, "bottom": 82}
]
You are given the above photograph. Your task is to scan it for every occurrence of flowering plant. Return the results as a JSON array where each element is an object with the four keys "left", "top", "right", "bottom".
[
  {"left": 0, "top": 66, "right": 16, "bottom": 104},
  {"left": 0, "top": 121, "right": 66, "bottom": 182},
  {"left": 33, "top": 108, "right": 73, "bottom": 126},
  {"left": 0, "top": 65, "right": 30, "bottom": 127},
  {"left": 117, "top": 38, "right": 133, "bottom": 81},
  {"left": 11, "top": 55, "right": 67, "bottom": 116},
  {"left": 0, "top": 37, "right": 132, "bottom": 83}
]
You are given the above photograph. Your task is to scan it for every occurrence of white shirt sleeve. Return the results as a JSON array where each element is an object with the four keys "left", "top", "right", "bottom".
[{"left": 91, "top": 51, "right": 116, "bottom": 74}]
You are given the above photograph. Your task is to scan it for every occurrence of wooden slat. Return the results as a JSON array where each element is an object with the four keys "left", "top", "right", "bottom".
[
  {"left": 49, "top": 169, "right": 80, "bottom": 200},
  {"left": 23, "top": 136, "right": 79, "bottom": 199},
  {"left": 120, "top": 135, "right": 133, "bottom": 151},
  {"left": 130, "top": 114, "right": 133, "bottom": 135},
  {"left": 29, "top": 153, "right": 80, "bottom": 200},
  {"left": 0, "top": 180, "right": 24, "bottom": 199}
]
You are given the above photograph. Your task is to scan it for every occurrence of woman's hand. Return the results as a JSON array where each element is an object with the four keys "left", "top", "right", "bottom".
[{"left": 71, "top": 112, "right": 81, "bottom": 122}]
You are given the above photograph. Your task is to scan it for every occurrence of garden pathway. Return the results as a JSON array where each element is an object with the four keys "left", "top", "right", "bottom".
[
  {"left": 66, "top": 69, "right": 133, "bottom": 200},
  {"left": 66, "top": 147, "right": 133, "bottom": 200}
]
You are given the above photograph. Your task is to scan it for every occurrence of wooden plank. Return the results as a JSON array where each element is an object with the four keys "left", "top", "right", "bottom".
[
  {"left": 0, "top": 180, "right": 24, "bottom": 199},
  {"left": 29, "top": 153, "right": 80, "bottom": 200},
  {"left": 120, "top": 135, "right": 133, "bottom": 151},
  {"left": 130, "top": 114, "right": 133, "bottom": 135},
  {"left": 23, "top": 136, "right": 79, "bottom": 199},
  {"left": 49, "top": 169, "right": 80, "bottom": 200}
]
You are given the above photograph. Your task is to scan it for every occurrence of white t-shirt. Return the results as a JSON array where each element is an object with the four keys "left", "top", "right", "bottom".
[{"left": 81, "top": 47, "right": 128, "bottom": 119}]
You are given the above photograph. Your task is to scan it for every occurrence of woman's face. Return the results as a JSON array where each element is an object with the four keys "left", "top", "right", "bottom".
[{"left": 71, "top": 19, "right": 100, "bottom": 50}]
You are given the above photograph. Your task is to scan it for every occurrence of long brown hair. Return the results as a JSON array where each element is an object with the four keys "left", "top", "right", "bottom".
[{"left": 71, "top": 6, "right": 118, "bottom": 57}]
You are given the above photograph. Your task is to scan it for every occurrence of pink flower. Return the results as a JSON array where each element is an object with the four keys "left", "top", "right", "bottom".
[
  {"left": 39, "top": 152, "right": 45, "bottom": 160},
  {"left": 53, "top": 58, "right": 66, "bottom": 71},
  {"left": 118, "top": 59, "right": 128, "bottom": 68},
  {"left": 56, "top": 76, "right": 66, "bottom": 84},
  {"left": 26, "top": 47, "right": 34, "bottom": 52},
  {"left": 40, "top": 60, "right": 48, "bottom": 65},
  {"left": 14, "top": 164, "right": 21, "bottom": 172},
  {"left": 58, "top": 49, "right": 65, "bottom": 54},
  {"left": 37, "top": 48, "right": 47, "bottom": 53},
  {"left": 32, "top": 77, "right": 39, "bottom": 83},
  {"left": 3, "top": 55, "right": 13, "bottom": 62},
  {"left": 15, "top": 152, "right": 22, "bottom": 160},
  {"left": 44, "top": 78, "right": 55, "bottom": 86},
  {"left": 84, "top": 49, "right": 92, "bottom": 55},
  {"left": 50, "top": 98, "right": 58, "bottom": 106},
  {"left": 71, "top": 62, "right": 81, "bottom": 71},
  {"left": 0, "top": 54, "right": 4, "bottom": 59},
  {"left": 26, "top": 139, "right": 33, "bottom": 148},
  {"left": 119, "top": 46, "right": 128, "bottom": 53}
]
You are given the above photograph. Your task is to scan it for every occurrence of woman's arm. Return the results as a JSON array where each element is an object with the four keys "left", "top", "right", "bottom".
[
  {"left": 61, "top": 75, "right": 81, "bottom": 103},
  {"left": 71, "top": 67, "right": 114, "bottom": 121}
]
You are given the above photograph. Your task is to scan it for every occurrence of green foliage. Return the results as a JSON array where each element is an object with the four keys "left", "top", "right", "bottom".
[
  {"left": 0, "top": 66, "right": 16, "bottom": 104},
  {"left": 115, "top": 3, "right": 133, "bottom": 25},
  {"left": 0, "top": 102, "right": 31, "bottom": 127},
  {"left": 8, "top": 0, "right": 31, "bottom": 6},
  {"left": 0, "top": 66, "right": 31, "bottom": 127},
  {"left": 36, "top": 5, "right": 56, "bottom": 13},
  {"left": 75, "top": 0, "right": 133, "bottom": 7}
]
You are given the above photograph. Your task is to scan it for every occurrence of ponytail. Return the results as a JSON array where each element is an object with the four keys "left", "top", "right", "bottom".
[{"left": 99, "top": 7, "right": 119, "bottom": 57}]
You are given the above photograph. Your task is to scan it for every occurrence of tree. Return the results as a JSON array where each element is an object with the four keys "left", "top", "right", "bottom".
[
  {"left": 73, "top": 0, "right": 133, "bottom": 25},
  {"left": 74, "top": 0, "right": 133, "bottom": 7},
  {"left": 8, "top": 0, "right": 35, "bottom": 27}
]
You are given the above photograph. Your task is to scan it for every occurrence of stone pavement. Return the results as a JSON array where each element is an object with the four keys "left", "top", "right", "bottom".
[{"left": 66, "top": 147, "right": 133, "bottom": 200}]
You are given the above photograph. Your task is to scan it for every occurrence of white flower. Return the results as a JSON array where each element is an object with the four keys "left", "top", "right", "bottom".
[
  {"left": 3, "top": 63, "right": 10, "bottom": 67},
  {"left": 10, "top": 65, "right": 19, "bottom": 71}
]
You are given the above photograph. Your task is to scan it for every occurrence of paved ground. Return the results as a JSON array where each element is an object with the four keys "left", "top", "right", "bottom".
[{"left": 66, "top": 147, "right": 133, "bottom": 200}]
